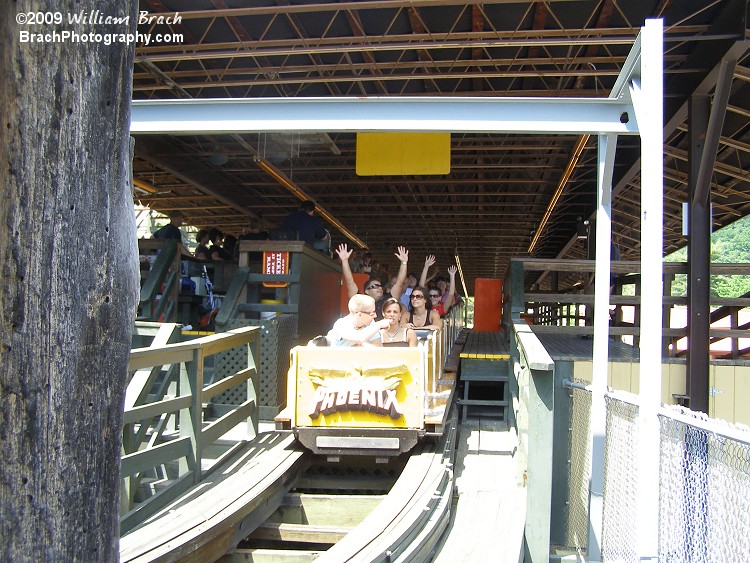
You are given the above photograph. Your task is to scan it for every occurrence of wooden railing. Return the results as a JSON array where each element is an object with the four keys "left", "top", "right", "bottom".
[
  {"left": 138, "top": 238, "right": 181, "bottom": 322},
  {"left": 504, "top": 259, "right": 750, "bottom": 358},
  {"left": 120, "top": 325, "right": 260, "bottom": 533}
]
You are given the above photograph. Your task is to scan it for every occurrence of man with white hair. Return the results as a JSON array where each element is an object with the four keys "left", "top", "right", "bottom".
[{"left": 326, "top": 294, "right": 390, "bottom": 346}]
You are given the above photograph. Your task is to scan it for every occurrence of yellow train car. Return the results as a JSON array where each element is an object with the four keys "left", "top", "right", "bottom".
[{"left": 278, "top": 330, "right": 456, "bottom": 458}]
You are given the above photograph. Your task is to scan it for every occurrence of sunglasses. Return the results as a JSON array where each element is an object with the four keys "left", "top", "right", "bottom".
[
  {"left": 429, "top": 294, "right": 441, "bottom": 298},
  {"left": 411, "top": 294, "right": 425, "bottom": 300},
  {"left": 365, "top": 283, "right": 382, "bottom": 290}
]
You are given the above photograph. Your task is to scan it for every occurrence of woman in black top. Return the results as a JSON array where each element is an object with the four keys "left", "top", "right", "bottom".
[
  {"left": 405, "top": 287, "right": 442, "bottom": 330},
  {"left": 194, "top": 229, "right": 211, "bottom": 261}
]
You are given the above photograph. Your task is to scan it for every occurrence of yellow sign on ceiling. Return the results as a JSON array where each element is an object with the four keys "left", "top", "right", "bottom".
[{"left": 356, "top": 132, "right": 451, "bottom": 176}]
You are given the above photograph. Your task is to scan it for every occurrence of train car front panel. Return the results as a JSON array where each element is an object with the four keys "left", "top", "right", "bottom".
[{"left": 287, "top": 346, "right": 426, "bottom": 457}]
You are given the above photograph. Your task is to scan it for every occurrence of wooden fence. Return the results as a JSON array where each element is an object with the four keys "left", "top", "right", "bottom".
[
  {"left": 505, "top": 259, "right": 750, "bottom": 358},
  {"left": 120, "top": 324, "right": 260, "bottom": 533}
]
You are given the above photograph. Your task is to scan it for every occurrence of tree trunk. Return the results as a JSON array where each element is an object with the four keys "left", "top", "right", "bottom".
[{"left": 0, "top": 1, "right": 138, "bottom": 560}]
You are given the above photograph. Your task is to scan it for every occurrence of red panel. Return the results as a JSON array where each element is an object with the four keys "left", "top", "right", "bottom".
[{"left": 473, "top": 278, "right": 503, "bottom": 332}]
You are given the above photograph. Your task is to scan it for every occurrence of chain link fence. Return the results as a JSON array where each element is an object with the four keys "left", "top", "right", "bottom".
[
  {"left": 601, "top": 396, "right": 639, "bottom": 562},
  {"left": 563, "top": 382, "right": 592, "bottom": 551},
  {"left": 658, "top": 406, "right": 750, "bottom": 562},
  {"left": 560, "top": 386, "right": 750, "bottom": 562}
]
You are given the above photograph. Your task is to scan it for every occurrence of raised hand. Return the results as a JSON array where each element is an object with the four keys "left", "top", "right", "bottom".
[
  {"left": 424, "top": 255, "right": 436, "bottom": 269},
  {"left": 394, "top": 246, "right": 409, "bottom": 264},
  {"left": 335, "top": 243, "right": 352, "bottom": 262},
  {"left": 448, "top": 265, "right": 457, "bottom": 276}
]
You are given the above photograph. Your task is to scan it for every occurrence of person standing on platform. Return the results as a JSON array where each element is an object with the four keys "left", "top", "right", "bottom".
[
  {"left": 193, "top": 229, "right": 212, "bottom": 261},
  {"left": 282, "top": 200, "right": 329, "bottom": 248},
  {"left": 153, "top": 210, "right": 191, "bottom": 257},
  {"left": 208, "top": 228, "right": 230, "bottom": 261},
  {"left": 239, "top": 218, "right": 270, "bottom": 262}
]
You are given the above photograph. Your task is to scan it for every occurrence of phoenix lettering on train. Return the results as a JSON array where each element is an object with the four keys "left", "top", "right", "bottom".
[{"left": 307, "top": 365, "right": 408, "bottom": 420}]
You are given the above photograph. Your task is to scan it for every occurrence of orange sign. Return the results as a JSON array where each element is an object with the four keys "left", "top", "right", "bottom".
[{"left": 262, "top": 251, "right": 289, "bottom": 288}]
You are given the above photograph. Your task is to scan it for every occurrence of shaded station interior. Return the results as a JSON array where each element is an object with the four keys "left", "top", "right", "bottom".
[{"left": 132, "top": 0, "right": 750, "bottom": 415}]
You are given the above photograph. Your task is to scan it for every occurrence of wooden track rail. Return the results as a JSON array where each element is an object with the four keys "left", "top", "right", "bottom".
[
  {"left": 222, "top": 404, "right": 459, "bottom": 562},
  {"left": 318, "top": 405, "right": 458, "bottom": 562},
  {"left": 121, "top": 405, "right": 458, "bottom": 562},
  {"left": 120, "top": 432, "right": 310, "bottom": 562}
]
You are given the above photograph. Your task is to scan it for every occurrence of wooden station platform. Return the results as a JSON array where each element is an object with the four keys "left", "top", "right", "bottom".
[
  {"left": 534, "top": 331, "right": 639, "bottom": 362},
  {"left": 433, "top": 417, "right": 525, "bottom": 563},
  {"left": 457, "top": 331, "right": 510, "bottom": 422},
  {"left": 459, "top": 331, "right": 510, "bottom": 360}
]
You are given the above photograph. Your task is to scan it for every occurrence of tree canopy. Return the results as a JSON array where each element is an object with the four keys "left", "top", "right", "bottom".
[{"left": 667, "top": 214, "right": 750, "bottom": 297}]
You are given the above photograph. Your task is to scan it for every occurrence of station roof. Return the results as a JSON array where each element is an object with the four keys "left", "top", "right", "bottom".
[{"left": 132, "top": 0, "right": 750, "bottom": 292}]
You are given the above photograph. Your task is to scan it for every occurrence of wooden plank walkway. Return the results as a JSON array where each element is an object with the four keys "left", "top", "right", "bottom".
[
  {"left": 459, "top": 331, "right": 510, "bottom": 421},
  {"left": 459, "top": 331, "right": 510, "bottom": 359},
  {"left": 533, "top": 332, "right": 639, "bottom": 361},
  {"left": 433, "top": 418, "right": 525, "bottom": 563}
]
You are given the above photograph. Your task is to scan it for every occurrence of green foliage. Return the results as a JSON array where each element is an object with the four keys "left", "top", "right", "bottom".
[{"left": 665, "top": 215, "right": 750, "bottom": 298}]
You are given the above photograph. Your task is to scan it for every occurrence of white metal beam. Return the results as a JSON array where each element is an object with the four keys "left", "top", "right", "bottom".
[
  {"left": 585, "top": 19, "right": 662, "bottom": 563},
  {"left": 130, "top": 97, "right": 638, "bottom": 135},
  {"left": 587, "top": 132, "right": 617, "bottom": 562},
  {"left": 634, "top": 18, "right": 663, "bottom": 562}
]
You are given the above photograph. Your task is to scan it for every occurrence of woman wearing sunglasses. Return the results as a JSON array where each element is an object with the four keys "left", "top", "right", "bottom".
[
  {"left": 405, "top": 287, "right": 442, "bottom": 330},
  {"left": 379, "top": 298, "right": 418, "bottom": 347},
  {"left": 429, "top": 265, "right": 458, "bottom": 317}
]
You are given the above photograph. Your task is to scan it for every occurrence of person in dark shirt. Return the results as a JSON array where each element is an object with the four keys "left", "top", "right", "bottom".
[
  {"left": 154, "top": 210, "right": 191, "bottom": 256},
  {"left": 282, "top": 200, "right": 328, "bottom": 247},
  {"left": 239, "top": 218, "right": 270, "bottom": 262},
  {"left": 208, "top": 228, "right": 231, "bottom": 261},
  {"left": 194, "top": 229, "right": 212, "bottom": 261},
  {"left": 222, "top": 235, "right": 238, "bottom": 262},
  {"left": 335, "top": 243, "right": 410, "bottom": 320}
]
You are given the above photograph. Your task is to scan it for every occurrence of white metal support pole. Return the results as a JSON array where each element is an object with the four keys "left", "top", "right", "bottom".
[
  {"left": 587, "top": 132, "right": 618, "bottom": 562},
  {"left": 630, "top": 18, "right": 664, "bottom": 561}
]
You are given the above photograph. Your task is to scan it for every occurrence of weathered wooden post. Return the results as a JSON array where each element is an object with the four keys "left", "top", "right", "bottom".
[{"left": 0, "top": 1, "right": 137, "bottom": 559}]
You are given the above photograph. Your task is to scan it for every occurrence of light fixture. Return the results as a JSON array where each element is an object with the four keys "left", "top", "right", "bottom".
[
  {"left": 209, "top": 143, "right": 229, "bottom": 166},
  {"left": 255, "top": 157, "right": 368, "bottom": 248},
  {"left": 528, "top": 134, "right": 589, "bottom": 253},
  {"left": 454, "top": 253, "right": 469, "bottom": 298},
  {"left": 133, "top": 178, "right": 158, "bottom": 194},
  {"left": 577, "top": 218, "right": 589, "bottom": 239}
]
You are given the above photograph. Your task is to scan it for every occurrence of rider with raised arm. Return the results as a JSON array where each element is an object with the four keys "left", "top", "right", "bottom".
[{"left": 336, "top": 243, "right": 410, "bottom": 320}]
